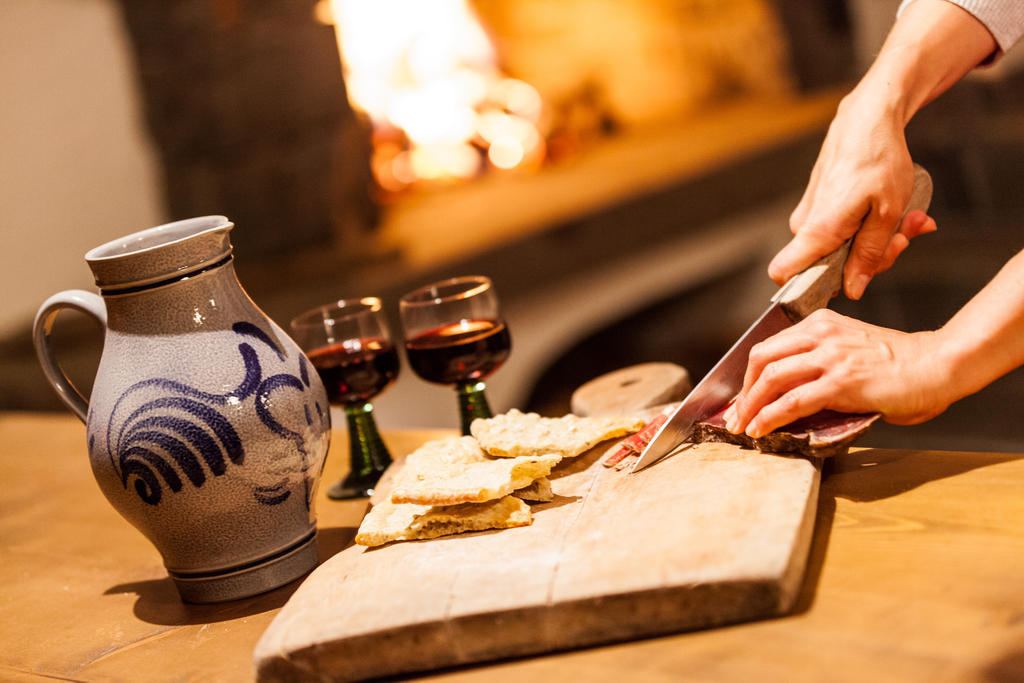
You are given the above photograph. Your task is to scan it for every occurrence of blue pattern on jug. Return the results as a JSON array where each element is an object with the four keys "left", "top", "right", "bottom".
[{"left": 105, "top": 321, "right": 326, "bottom": 508}]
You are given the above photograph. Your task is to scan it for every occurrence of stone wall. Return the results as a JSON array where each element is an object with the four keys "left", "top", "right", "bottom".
[{"left": 116, "top": 0, "right": 376, "bottom": 262}]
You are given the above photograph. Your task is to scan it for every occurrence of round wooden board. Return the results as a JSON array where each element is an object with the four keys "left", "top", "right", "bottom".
[{"left": 570, "top": 362, "right": 691, "bottom": 416}]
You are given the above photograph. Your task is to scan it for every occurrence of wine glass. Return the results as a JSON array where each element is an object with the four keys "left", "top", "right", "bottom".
[
  {"left": 399, "top": 276, "right": 512, "bottom": 435},
  {"left": 290, "top": 297, "right": 398, "bottom": 499}
]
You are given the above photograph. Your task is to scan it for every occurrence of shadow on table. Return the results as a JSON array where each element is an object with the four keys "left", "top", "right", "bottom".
[
  {"left": 981, "top": 646, "right": 1024, "bottom": 682},
  {"left": 104, "top": 525, "right": 358, "bottom": 626},
  {"left": 789, "top": 475, "right": 836, "bottom": 617},
  {"left": 827, "top": 447, "right": 1024, "bottom": 502},
  {"left": 791, "top": 447, "right": 1023, "bottom": 615}
]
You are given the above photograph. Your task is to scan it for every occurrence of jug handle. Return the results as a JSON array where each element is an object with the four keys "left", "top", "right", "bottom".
[{"left": 33, "top": 290, "right": 106, "bottom": 423}]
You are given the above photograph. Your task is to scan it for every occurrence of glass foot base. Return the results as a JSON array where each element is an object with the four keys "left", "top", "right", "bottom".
[{"left": 326, "top": 472, "right": 380, "bottom": 500}]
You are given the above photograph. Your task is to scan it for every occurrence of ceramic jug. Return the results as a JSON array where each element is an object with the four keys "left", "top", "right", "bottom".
[{"left": 33, "top": 216, "right": 331, "bottom": 603}]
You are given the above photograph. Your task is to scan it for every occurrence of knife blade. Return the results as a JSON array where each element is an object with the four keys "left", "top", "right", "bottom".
[{"left": 630, "top": 164, "right": 934, "bottom": 473}]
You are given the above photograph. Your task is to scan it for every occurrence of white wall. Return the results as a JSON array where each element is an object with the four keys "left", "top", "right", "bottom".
[{"left": 0, "top": 0, "right": 165, "bottom": 339}]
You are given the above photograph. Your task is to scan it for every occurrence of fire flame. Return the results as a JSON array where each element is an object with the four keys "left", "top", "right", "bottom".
[{"left": 317, "top": 0, "right": 544, "bottom": 192}]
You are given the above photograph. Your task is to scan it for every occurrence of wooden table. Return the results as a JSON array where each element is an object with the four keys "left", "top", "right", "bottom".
[{"left": 2, "top": 412, "right": 1023, "bottom": 682}]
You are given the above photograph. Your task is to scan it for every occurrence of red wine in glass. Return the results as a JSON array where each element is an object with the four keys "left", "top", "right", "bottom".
[
  {"left": 400, "top": 276, "right": 509, "bottom": 434},
  {"left": 290, "top": 297, "right": 397, "bottom": 500},
  {"left": 405, "top": 319, "right": 510, "bottom": 385},
  {"left": 307, "top": 338, "right": 399, "bottom": 404}
]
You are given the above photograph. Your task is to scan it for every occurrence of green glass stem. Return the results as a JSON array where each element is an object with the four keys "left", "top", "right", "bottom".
[
  {"left": 346, "top": 402, "right": 392, "bottom": 474},
  {"left": 327, "top": 402, "right": 391, "bottom": 500},
  {"left": 456, "top": 380, "right": 493, "bottom": 435}
]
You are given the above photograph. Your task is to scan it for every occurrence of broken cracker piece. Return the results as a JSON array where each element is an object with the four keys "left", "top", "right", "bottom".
[
  {"left": 355, "top": 496, "right": 531, "bottom": 547},
  {"left": 471, "top": 409, "right": 645, "bottom": 459},
  {"left": 390, "top": 436, "right": 560, "bottom": 506},
  {"left": 512, "top": 476, "right": 553, "bottom": 503}
]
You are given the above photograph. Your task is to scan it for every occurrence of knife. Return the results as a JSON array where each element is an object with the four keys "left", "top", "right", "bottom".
[{"left": 630, "top": 164, "right": 934, "bottom": 473}]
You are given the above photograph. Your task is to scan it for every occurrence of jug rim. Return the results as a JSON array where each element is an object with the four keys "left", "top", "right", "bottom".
[{"left": 85, "top": 216, "right": 232, "bottom": 263}]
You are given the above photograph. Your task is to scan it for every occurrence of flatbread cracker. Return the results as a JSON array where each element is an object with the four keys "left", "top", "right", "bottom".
[
  {"left": 390, "top": 436, "right": 561, "bottom": 505},
  {"left": 471, "top": 409, "right": 645, "bottom": 459},
  {"left": 512, "top": 476, "right": 553, "bottom": 503},
  {"left": 355, "top": 496, "right": 531, "bottom": 547}
]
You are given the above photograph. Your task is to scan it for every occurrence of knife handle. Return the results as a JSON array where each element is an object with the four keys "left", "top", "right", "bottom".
[{"left": 773, "top": 163, "right": 933, "bottom": 321}]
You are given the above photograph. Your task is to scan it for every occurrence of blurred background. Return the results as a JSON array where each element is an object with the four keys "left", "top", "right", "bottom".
[{"left": 2, "top": 0, "right": 1023, "bottom": 451}]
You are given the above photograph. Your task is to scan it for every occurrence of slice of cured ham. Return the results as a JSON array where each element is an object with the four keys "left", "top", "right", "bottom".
[{"left": 690, "top": 403, "right": 880, "bottom": 458}]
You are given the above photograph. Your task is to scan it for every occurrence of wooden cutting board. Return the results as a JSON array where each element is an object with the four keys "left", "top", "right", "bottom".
[{"left": 254, "top": 432, "right": 820, "bottom": 681}]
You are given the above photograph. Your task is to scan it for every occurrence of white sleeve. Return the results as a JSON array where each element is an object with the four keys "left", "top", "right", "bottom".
[{"left": 899, "top": 0, "right": 1024, "bottom": 52}]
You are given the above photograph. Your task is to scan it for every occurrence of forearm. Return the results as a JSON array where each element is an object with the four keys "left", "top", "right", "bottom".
[
  {"left": 855, "top": 0, "right": 998, "bottom": 125},
  {"left": 937, "top": 249, "right": 1024, "bottom": 403},
  {"left": 770, "top": 0, "right": 999, "bottom": 294}
]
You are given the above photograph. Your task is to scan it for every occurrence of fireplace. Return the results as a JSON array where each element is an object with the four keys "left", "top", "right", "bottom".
[
  {"left": 113, "top": 0, "right": 852, "bottom": 262},
  {"left": 7, "top": 1, "right": 856, "bottom": 426}
]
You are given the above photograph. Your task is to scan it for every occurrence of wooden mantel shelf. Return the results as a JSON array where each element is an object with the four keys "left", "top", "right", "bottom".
[{"left": 378, "top": 89, "right": 845, "bottom": 269}]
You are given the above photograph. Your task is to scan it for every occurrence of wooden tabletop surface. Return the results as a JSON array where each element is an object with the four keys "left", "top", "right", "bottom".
[{"left": 2, "top": 411, "right": 1023, "bottom": 682}]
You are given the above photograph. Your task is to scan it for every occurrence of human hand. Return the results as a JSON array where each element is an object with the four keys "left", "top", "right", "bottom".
[
  {"left": 768, "top": 88, "right": 936, "bottom": 300},
  {"left": 722, "top": 309, "right": 955, "bottom": 438}
]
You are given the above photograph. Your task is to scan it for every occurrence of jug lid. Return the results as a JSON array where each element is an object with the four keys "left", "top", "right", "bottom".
[{"left": 85, "top": 216, "right": 233, "bottom": 294}]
